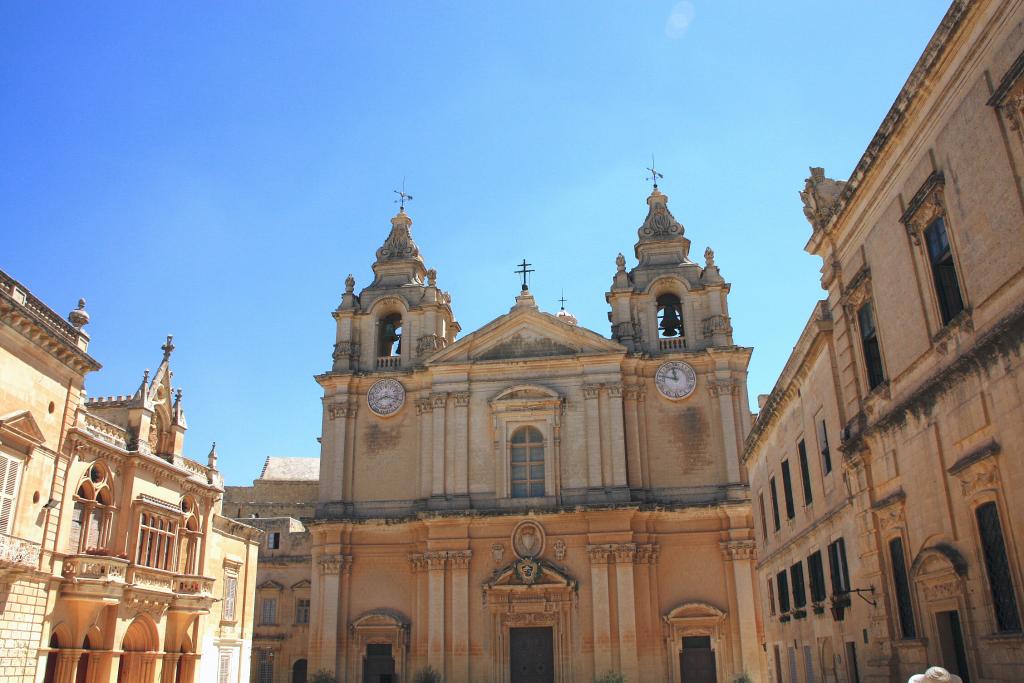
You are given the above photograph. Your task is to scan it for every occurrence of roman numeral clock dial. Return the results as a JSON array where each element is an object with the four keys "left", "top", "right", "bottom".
[{"left": 655, "top": 361, "right": 697, "bottom": 400}]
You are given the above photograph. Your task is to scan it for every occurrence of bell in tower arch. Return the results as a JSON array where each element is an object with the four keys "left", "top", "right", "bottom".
[{"left": 657, "top": 294, "right": 683, "bottom": 338}]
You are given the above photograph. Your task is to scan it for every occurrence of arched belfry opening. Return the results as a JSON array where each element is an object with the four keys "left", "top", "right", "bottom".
[
  {"left": 657, "top": 293, "right": 683, "bottom": 338},
  {"left": 377, "top": 313, "right": 402, "bottom": 358}
]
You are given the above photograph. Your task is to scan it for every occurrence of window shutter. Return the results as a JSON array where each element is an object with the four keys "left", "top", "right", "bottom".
[
  {"left": 223, "top": 575, "right": 237, "bottom": 621},
  {"left": 218, "top": 651, "right": 232, "bottom": 683},
  {"left": 0, "top": 454, "right": 20, "bottom": 534}
]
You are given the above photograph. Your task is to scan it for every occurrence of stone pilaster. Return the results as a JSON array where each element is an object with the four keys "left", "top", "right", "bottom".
[
  {"left": 622, "top": 385, "right": 644, "bottom": 489},
  {"left": 309, "top": 552, "right": 346, "bottom": 676},
  {"left": 583, "top": 385, "right": 603, "bottom": 489},
  {"left": 708, "top": 380, "right": 741, "bottom": 483},
  {"left": 417, "top": 396, "right": 434, "bottom": 498},
  {"left": 588, "top": 545, "right": 613, "bottom": 674},
  {"left": 613, "top": 543, "right": 639, "bottom": 682},
  {"left": 431, "top": 394, "right": 447, "bottom": 498},
  {"left": 425, "top": 551, "right": 447, "bottom": 675},
  {"left": 721, "top": 541, "right": 762, "bottom": 682},
  {"left": 452, "top": 393, "right": 470, "bottom": 497},
  {"left": 450, "top": 550, "right": 472, "bottom": 683},
  {"left": 607, "top": 384, "right": 628, "bottom": 487}
]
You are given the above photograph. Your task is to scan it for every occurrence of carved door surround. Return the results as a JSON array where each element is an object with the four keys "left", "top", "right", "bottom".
[
  {"left": 662, "top": 602, "right": 728, "bottom": 683},
  {"left": 482, "top": 558, "right": 577, "bottom": 683},
  {"left": 909, "top": 545, "right": 977, "bottom": 682},
  {"left": 347, "top": 610, "right": 409, "bottom": 683},
  {"left": 490, "top": 385, "right": 564, "bottom": 503}
]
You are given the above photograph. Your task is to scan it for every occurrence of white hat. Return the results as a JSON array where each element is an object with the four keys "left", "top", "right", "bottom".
[{"left": 908, "top": 667, "right": 963, "bottom": 683}]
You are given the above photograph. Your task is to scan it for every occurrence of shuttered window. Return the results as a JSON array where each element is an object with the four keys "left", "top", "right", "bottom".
[
  {"left": 889, "top": 537, "right": 917, "bottom": 639},
  {"left": 976, "top": 502, "right": 1022, "bottom": 632},
  {"left": 261, "top": 597, "right": 277, "bottom": 625},
  {"left": 218, "top": 651, "right": 232, "bottom": 683},
  {"left": 777, "top": 570, "right": 791, "bottom": 613},
  {"left": 798, "top": 440, "right": 813, "bottom": 505},
  {"left": 223, "top": 574, "right": 238, "bottom": 621},
  {"left": 0, "top": 454, "right": 22, "bottom": 535},
  {"left": 808, "top": 551, "right": 827, "bottom": 603}
]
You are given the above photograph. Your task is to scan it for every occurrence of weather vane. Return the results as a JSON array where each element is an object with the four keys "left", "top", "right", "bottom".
[
  {"left": 394, "top": 177, "right": 413, "bottom": 210},
  {"left": 646, "top": 154, "right": 664, "bottom": 189},
  {"left": 515, "top": 259, "right": 535, "bottom": 291}
]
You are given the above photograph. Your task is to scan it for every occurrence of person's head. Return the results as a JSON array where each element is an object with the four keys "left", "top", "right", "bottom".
[{"left": 908, "top": 667, "right": 963, "bottom": 683}]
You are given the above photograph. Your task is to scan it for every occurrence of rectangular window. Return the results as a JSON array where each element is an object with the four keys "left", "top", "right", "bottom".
[
  {"left": 888, "top": 537, "right": 917, "bottom": 639},
  {"left": 781, "top": 460, "right": 796, "bottom": 520},
  {"left": 767, "top": 577, "right": 776, "bottom": 616},
  {"left": 808, "top": 551, "right": 827, "bottom": 603},
  {"left": 857, "top": 303, "right": 885, "bottom": 390},
  {"left": 791, "top": 561, "right": 807, "bottom": 609},
  {"left": 136, "top": 512, "right": 177, "bottom": 570},
  {"left": 295, "top": 598, "right": 311, "bottom": 625},
  {"left": 218, "top": 651, "right": 232, "bottom": 683},
  {"left": 268, "top": 532, "right": 280, "bottom": 550},
  {"left": 758, "top": 493, "right": 769, "bottom": 540},
  {"left": 803, "top": 644, "right": 815, "bottom": 683},
  {"left": 257, "top": 650, "right": 273, "bottom": 683},
  {"left": 828, "top": 538, "right": 850, "bottom": 594},
  {"left": 797, "top": 440, "right": 813, "bottom": 506},
  {"left": 817, "top": 418, "right": 832, "bottom": 475},
  {"left": 924, "top": 217, "right": 964, "bottom": 325},
  {"left": 0, "top": 454, "right": 22, "bottom": 535},
  {"left": 777, "top": 570, "right": 791, "bottom": 613},
  {"left": 222, "top": 574, "right": 238, "bottom": 621},
  {"left": 261, "top": 597, "right": 277, "bottom": 625},
  {"left": 769, "top": 478, "right": 781, "bottom": 532},
  {"left": 976, "top": 502, "right": 1022, "bottom": 632}
]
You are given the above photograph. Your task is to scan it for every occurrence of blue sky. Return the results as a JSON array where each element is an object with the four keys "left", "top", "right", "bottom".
[{"left": 2, "top": 2, "right": 949, "bottom": 485}]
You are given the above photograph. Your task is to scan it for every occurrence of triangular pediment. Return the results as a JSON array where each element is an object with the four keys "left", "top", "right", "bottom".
[
  {"left": 484, "top": 558, "right": 576, "bottom": 591},
  {"left": 0, "top": 410, "right": 46, "bottom": 449},
  {"left": 427, "top": 306, "right": 625, "bottom": 365}
]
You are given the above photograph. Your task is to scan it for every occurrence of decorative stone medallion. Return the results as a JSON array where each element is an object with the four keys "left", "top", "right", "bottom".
[
  {"left": 367, "top": 378, "right": 406, "bottom": 417},
  {"left": 512, "top": 520, "right": 545, "bottom": 559},
  {"left": 655, "top": 361, "right": 697, "bottom": 400}
]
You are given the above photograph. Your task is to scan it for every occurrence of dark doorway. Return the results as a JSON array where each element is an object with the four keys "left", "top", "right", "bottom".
[
  {"left": 679, "top": 636, "right": 716, "bottom": 683},
  {"left": 292, "top": 658, "right": 308, "bottom": 683},
  {"left": 510, "top": 627, "right": 554, "bottom": 683},
  {"left": 936, "top": 610, "right": 971, "bottom": 683},
  {"left": 363, "top": 643, "right": 395, "bottom": 683},
  {"left": 845, "top": 642, "right": 860, "bottom": 683}
]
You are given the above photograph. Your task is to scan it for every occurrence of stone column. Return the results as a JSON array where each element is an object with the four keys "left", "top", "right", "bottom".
[
  {"left": 613, "top": 544, "right": 640, "bottom": 682},
  {"left": 426, "top": 551, "right": 447, "bottom": 676},
  {"left": 588, "top": 545, "right": 613, "bottom": 674},
  {"left": 723, "top": 541, "right": 762, "bottom": 682},
  {"left": 583, "top": 385, "right": 603, "bottom": 489},
  {"left": 431, "top": 394, "right": 447, "bottom": 498},
  {"left": 417, "top": 397, "right": 434, "bottom": 499},
  {"left": 450, "top": 550, "right": 472, "bottom": 683},
  {"left": 309, "top": 552, "right": 343, "bottom": 676},
  {"left": 339, "top": 555, "right": 353, "bottom": 679},
  {"left": 622, "top": 386, "right": 643, "bottom": 490},
  {"left": 710, "top": 380, "right": 741, "bottom": 483},
  {"left": 56, "top": 650, "right": 82, "bottom": 683},
  {"left": 452, "top": 393, "right": 470, "bottom": 499},
  {"left": 607, "top": 385, "right": 628, "bottom": 488}
]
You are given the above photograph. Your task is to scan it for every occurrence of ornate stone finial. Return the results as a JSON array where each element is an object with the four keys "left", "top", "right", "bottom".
[
  {"left": 208, "top": 442, "right": 218, "bottom": 470},
  {"left": 161, "top": 335, "right": 175, "bottom": 360},
  {"left": 704, "top": 246, "right": 715, "bottom": 267},
  {"left": 637, "top": 186, "right": 684, "bottom": 242},
  {"left": 344, "top": 274, "right": 355, "bottom": 294},
  {"left": 426, "top": 268, "right": 437, "bottom": 287},
  {"left": 375, "top": 209, "right": 421, "bottom": 262},
  {"left": 615, "top": 253, "right": 626, "bottom": 272},
  {"left": 68, "top": 298, "right": 90, "bottom": 328},
  {"left": 174, "top": 388, "right": 183, "bottom": 407},
  {"left": 138, "top": 368, "right": 150, "bottom": 396}
]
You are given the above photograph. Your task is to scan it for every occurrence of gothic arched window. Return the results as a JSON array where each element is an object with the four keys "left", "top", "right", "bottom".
[
  {"left": 69, "top": 462, "right": 115, "bottom": 554},
  {"left": 510, "top": 426, "right": 544, "bottom": 498},
  {"left": 179, "top": 496, "right": 201, "bottom": 575},
  {"left": 377, "top": 313, "right": 403, "bottom": 358},
  {"left": 657, "top": 293, "right": 683, "bottom": 339}
]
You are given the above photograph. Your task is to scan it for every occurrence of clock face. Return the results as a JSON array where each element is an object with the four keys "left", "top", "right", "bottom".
[
  {"left": 367, "top": 378, "right": 406, "bottom": 417},
  {"left": 655, "top": 361, "right": 697, "bottom": 400}
]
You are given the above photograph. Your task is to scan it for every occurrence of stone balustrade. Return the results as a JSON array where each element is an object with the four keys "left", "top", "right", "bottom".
[
  {"left": 126, "top": 565, "right": 176, "bottom": 592},
  {"left": 0, "top": 532, "right": 41, "bottom": 573},
  {"left": 173, "top": 574, "right": 215, "bottom": 596},
  {"left": 62, "top": 554, "right": 129, "bottom": 582},
  {"left": 659, "top": 337, "right": 685, "bottom": 351}
]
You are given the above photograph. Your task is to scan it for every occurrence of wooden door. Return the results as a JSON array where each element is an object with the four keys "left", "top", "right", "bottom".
[{"left": 510, "top": 627, "right": 554, "bottom": 683}]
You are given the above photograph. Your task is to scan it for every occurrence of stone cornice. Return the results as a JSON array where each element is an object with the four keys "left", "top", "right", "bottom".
[{"left": 0, "top": 286, "right": 100, "bottom": 375}]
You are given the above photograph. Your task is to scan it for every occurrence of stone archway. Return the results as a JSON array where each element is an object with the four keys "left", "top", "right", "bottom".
[
  {"left": 347, "top": 609, "right": 409, "bottom": 683},
  {"left": 910, "top": 544, "right": 974, "bottom": 681},
  {"left": 117, "top": 617, "right": 160, "bottom": 683}
]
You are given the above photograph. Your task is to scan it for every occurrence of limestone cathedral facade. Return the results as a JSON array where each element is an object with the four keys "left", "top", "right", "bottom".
[{"left": 226, "top": 185, "right": 765, "bottom": 683}]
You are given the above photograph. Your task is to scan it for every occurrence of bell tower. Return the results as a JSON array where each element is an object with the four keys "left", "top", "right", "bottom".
[
  {"left": 606, "top": 185, "right": 734, "bottom": 354},
  {"left": 330, "top": 206, "right": 460, "bottom": 373}
]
